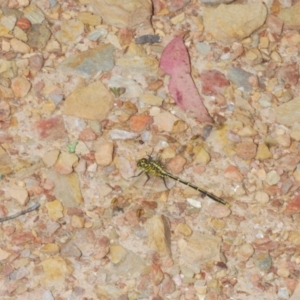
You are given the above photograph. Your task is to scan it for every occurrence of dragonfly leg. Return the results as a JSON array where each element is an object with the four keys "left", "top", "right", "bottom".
[
  {"left": 144, "top": 173, "right": 151, "bottom": 186},
  {"left": 131, "top": 170, "right": 144, "bottom": 178}
]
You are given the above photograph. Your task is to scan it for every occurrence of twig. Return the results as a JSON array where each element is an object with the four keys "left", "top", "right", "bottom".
[{"left": 0, "top": 203, "right": 40, "bottom": 223}]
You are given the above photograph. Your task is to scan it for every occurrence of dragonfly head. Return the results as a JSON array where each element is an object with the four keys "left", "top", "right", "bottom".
[{"left": 137, "top": 158, "right": 148, "bottom": 170}]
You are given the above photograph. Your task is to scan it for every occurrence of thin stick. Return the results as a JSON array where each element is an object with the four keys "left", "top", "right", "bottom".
[{"left": 0, "top": 203, "right": 40, "bottom": 223}]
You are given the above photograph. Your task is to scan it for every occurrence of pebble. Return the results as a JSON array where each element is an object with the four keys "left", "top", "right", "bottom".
[
  {"left": 175, "top": 223, "right": 193, "bottom": 236},
  {"left": 7, "top": 185, "right": 29, "bottom": 206},
  {"left": 265, "top": 170, "right": 280, "bottom": 185},
  {"left": 60, "top": 44, "right": 115, "bottom": 78},
  {"left": 40, "top": 257, "right": 71, "bottom": 283},
  {"left": 24, "top": 3, "right": 45, "bottom": 24},
  {"left": 195, "top": 147, "right": 211, "bottom": 164},
  {"left": 207, "top": 202, "right": 231, "bottom": 218},
  {"left": 64, "top": 81, "right": 113, "bottom": 120},
  {"left": 255, "top": 143, "right": 272, "bottom": 160},
  {"left": 286, "top": 195, "right": 300, "bottom": 214},
  {"left": 27, "top": 23, "right": 51, "bottom": 49},
  {"left": 116, "top": 43, "right": 158, "bottom": 76},
  {"left": 129, "top": 114, "right": 153, "bottom": 132},
  {"left": 236, "top": 243, "right": 254, "bottom": 261},
  {"left": 275, "top": 97, "right": 300, "bottom": 127},
  {"left": 40, "top": 243, "right": 60, "bottom": 255},
  {"left": 0, "top": 248, "right": 11, "bottom": 260},
  {"left": 196, "top": 42, "right": 211, "bottom": 55},
  {"left": 11, "top": 76, "right": 31, "bottom": 98},
  {"left": 267, "top": 14, "right": 283, "bottom": 35},
  {"left": 78, "top": 11, "right": 102, "bottom": 26},
  {"left": 0, "top": 101, "right": 10, "bottom": 121},
  {"left": 45, "top": 199, "right": 64, "bottom": 221},
  {"left": 94, "top": 142, "right": 114, "bottom": 166},
  {"left": 140, "top": 93, "right": 163, "bottom": 106},
  {"left": 46, "top": 170, "right": 84, "bottom": 207},
  {"left": 200, "top": 70, "right": 230, "bottom": 96},
  {"left": 34, "top": 116, "right": 68, "bottom": 140},
  {"left": 147, "top": 215, "right": 171, "bottom": 257},
  {"left": 55, "top": 19, "right": 84, "bottom": 44},
  {"left": 254, "top": 191, "right": 270, "bottom": 204},
  {"left": 92, "top": 0, "right": 153, "bottom": 36},
  {"left": 224, "top": 165, "right": 243, "bottom": 182},
  {"left": 167, "top": 155, "right": 186, "bottom": 174},
  {"left": 1, "top": 15, "right": 17, "bottom": 31},
  {"left": 278, "top": 2, "right": 300, "bottom": 29},
  {"left": 42, "top": 150, "right": 60, "bottom": 167},
  {"left": 227, "top": 67, "right": 253, "bottom": 92},
  {"left": 16, "top": 17, "right": 32, "bottom": 30},
  {"left": 61, "top": 241, "right": 82, "bottom": 258},
  {"left": 179, "top": 232, "right": 221, "bottom": 265},
  {"left": 278, "top": 63, "right": 299, "bottom": 86},
  {"left": 154, "top": 111, "right": 178, "bottom": 132},
  {"left": 54, "top": 152, "right": 79, "bottom": 175},
  {"left": 203, "top": 3, "right": 267, "bottom": 41},
  {"left": 235, "top": 142, "right": 257, "bottom": 160},
  {"left": 255, "top": 252, "right": 272, "bottom": 270},
  {"left": 71, "top": 216, "right": 84, "bottom": 228}
]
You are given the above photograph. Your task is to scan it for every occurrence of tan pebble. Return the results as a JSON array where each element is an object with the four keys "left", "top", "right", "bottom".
[
  {"left": 11, "top": 77, "right": 31, "bottom": 98},
  {"left": 42, "top": 149, "right": 60, "bottom": 167},
  {"left": 224, "top": 165, "right": 243, "bottom": 182},
  {"left": 172, "top": 119, "right": 188, "bottom": 133},
  {"left": 288, "top": 231, "right": 300, "bottom": 246},
  {"left": 140, "top": 93, "right": 163, "bottom": 106},
  {"left": 54, "top": 152, "right": 79, "bottom": 175},
  {"left": 40, "top": 257, "right": 72, "bottom": 280},
  {"left": 211, "top": 219, "right": 225, "bottom": 229},
  {"left": 171, "top": 12, "right": 185, "bottom": 25},
  {"left": 147, "top": 215, "right": 171, "bottom": 257},
  {"left": 94, "top": 142, "right": 114, "bottom": 166},
  {"left": 265, "top": 170, "right": 280, "bottom": 185},
  {"left": 259, "top": 36, "right": 269, "bottom": 48},
  {"left": 236, "top": 142, "right": 257, "bottom": 160},
  {"left": 129, "top": 114, "right": 153, "bottom": 132},
  {"left": 0, "top": 101, "right": 11, "bottom": 121},
  {"left": 71, "top": 215, "right": 85, "bottom": 228},
  {"left": 45, "top": 199, "right": 64, "bottom": 221},
  {"left": 42, "top": 100, "right": 56, "bottom": 115},
  {"left": 207, "top": 202, "right": 231, "bottom": 218},
  {"left": 147, "top": 80, "right": 163, "bottom": 91},
  {"left": 154, "top": 111, "right": 178, "bottom": 132},
  {"left": 10, "top": 38, "right": 31, "bottom": 53},
  {"left": 236, "top": 243, "right": 254, "bottom": 261},
  {"left": 79, "top": 128, "right": 97, "bottom": 141},
  {"left": 110, "top": 244, "right": 128, "bottom": 264},
  {"left": 151, "top": 263, "right": 164, "bottom": 286},
  {"left": 255, "top": 143, "right": 272, "bottom": 160},
  {"left": 254, "top": 191, "right": 269, "bottom": 204},
  {"left": 78, "top": 11, "right": 102, "bottom": 26},
  {"left": 270, "top": 51, "right": 282, "bottom": 63},
  {"left": 276, "top": 134, "right": 291, "bottom": 147},
  {"left": 84, "top": 221, "right": 93, "bottom": 228},
  {"left": 0, "top": 248, "right": 11, "bottom": 260},
  {"left": 16, "top": 17, "right": 31, "bottom": 30},
  {"left": 277, "top": 267, "right": 290, "bottom": 278},
  {"left": 195, "top": 148, "right": 210, "bottom": 164},
  {"left": 293, "top": 170, "right": 300, "bottom": 181},
  {"left": 237, "top": 125, "right": 258, "bottom": 137},
  {"left": 7, "top": 185, "right": 29, "bottom": 206},
  {"left": 40, "top": 243, "right": 60, "bottom": 255},
  {"left": 161, "top": 147, "right": 176, "bottom": 160},
  {"left": 167, "top": 155, "right": 186, "bottom": 174},
  {"left": 175, "top": 223, "right": 192, "bottom": 236}
]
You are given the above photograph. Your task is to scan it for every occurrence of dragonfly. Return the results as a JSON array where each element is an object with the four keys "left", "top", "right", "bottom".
[{"left": 136, "top": 156, "right": 229, "bottom": 207}]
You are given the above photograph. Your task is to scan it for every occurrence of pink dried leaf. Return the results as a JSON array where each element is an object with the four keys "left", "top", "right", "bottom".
[{"left": 160, "top": 34, "right": 212, "bottom": 122}]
